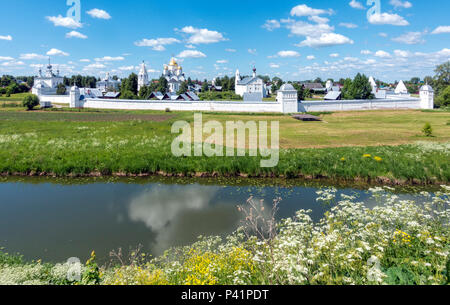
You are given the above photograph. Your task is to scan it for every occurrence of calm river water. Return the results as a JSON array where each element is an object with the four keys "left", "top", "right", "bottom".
[{"left": 0, "top": 177, "right": 428, "bottom": 263}]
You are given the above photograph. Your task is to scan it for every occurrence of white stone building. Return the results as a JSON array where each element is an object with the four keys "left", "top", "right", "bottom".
[
  {"left": 96, "top": 72, "right": 121, "bottom": 93},
  {"left": 138, "top": 61, "right": 149, "bottom": 92},
  {"left": 32, "top": 59, "right": 64, "bottom": 95},
  {"left": 395, "top": 80, "right": 408, "bottom": 95},
  {"left": 164, "top": 57, "right": 185, "bottom": 93},
  {"left": 235, "top": 68, "right": 267, "bottom": 98}
]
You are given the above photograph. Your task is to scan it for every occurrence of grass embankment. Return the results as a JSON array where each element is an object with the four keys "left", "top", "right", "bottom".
[
  {"left": 0, "top": 108, "right": 449, "bottom": 184},
  {"left": 1, "top": 186, "right": 449, "bottom": 285}
]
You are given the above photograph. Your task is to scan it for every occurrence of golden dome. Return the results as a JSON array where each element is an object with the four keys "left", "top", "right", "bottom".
[
  {"left": 169, "top": 57, "right": 177, "bottom": 66},
  {"left": 177, "top": 66, "right": 182, "bottom": 70}
]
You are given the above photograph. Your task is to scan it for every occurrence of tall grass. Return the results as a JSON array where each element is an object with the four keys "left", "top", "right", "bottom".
[{"left": 0, "top": 111, "right": 448, "bottom": 183}]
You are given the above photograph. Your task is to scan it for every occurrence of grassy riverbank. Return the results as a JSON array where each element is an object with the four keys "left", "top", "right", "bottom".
[
  {"left": 0, "top": 108, "right": 449, "bottom": 184},
  {"left": 1, "top": 186, "right": 449, "bottom": 285}
]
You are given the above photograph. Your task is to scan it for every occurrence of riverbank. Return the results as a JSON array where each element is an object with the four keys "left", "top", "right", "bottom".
[
  {"left": 0, "top": 108, "right": 449, "bottom": 185},
  {"left": 1, "top": 186, "right": 448, "bottom": 285},
  {"left": 0, "top": 143, "right": 448, "bottom": 185}
]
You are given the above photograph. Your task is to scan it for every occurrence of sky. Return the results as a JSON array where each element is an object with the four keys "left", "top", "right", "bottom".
[{"left": 0, "top": 0, "right": 449, "bottom": 82}]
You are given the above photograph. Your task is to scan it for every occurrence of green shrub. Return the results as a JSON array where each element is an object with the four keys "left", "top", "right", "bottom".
[
  {"left": 422, "top": 123, "right": 433, "bottom": 137},
  {"left": 22, "top": 94, "right": 40, "bottom": 110}
]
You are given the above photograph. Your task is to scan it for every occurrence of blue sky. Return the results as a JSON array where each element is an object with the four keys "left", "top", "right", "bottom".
[{"left": 0, "top": 0, "right": 449, "bottom": 82}]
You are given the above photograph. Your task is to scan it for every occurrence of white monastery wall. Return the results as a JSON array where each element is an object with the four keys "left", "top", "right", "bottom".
[
  {"left": 82, "top": 99, "right": 282, "bottom": 113},
  {"left": 38, "top": 95, "right": 71, "bottom": 104},
  {"left": 299, "top": 98, "right": 422, "bottom": 112}
]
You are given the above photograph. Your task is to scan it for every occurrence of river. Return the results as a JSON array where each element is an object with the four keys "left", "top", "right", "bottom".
[{"left": 0, "top": 176, "right": 432, "bottom": 264}]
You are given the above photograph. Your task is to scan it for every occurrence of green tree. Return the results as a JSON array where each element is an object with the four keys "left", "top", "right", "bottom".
[
  {"left": 56, "top": 83, "right": 66, "bottom": 95},
  {"left": 156, "top": 76, "right": 168, "bottom": 94},
  {"left": 342, "top": 74, "right": 374, "bottom": 100},
  {"left": 434, "top": 61, "right": 450, "bottom": 95},
  {"left": 436, "top": 85, "right": 450, "bottom": 107},
  {"left": 410, "top": 77, "right": 420, "bottom": 84},
  {"left": 7, "top": 83, "right": 19, "bottom": 94},
  {"left": 341, "top": 78, "right": 353, "bottom": 99},
  {"left": 22, "top": 94, "right": 40, "bottom": 110},
  {"left": 121, "top": 90, "right": 137, "bottom": 100},
  {"left": 138, "top": 85, "right": 151, "bottom": 99},
  {"left": 201, "top": 80, "right": 209, "bottom": 92},
  {"left": 177, "top": 82, "right": 188, "bottom": 95}
]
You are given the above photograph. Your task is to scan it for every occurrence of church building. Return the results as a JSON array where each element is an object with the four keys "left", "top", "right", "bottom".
[
  {"left": 96, "top": 72, "right": 121, "bottom": 93},
  {"left": 163, "top": 57, "right": 186, "bottom": 93},
  {"left": 138, "top": 61, "right": 149, "bottom": 92},
  {"left": 235, "top": 68, "right": 267, "bottom": 98},
  {"left": 32, "top": 59, "right": 64, "bottom": 95}
]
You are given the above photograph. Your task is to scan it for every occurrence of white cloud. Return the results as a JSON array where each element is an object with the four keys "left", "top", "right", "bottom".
[
  {"left": 46, "top": 48, "right": 69, "bottom": 56},
  {"left": 308, "top": 16, "right": 329, "bottom": 24},
  {"left": 177, "top": 50, "right": 207, "bottom": 58},
  {"left": 339, "top": 22, "right": 358, "bottom": 29},
  {"left": 0, "top": 56, "right": 14, "bottom": 61},
  {"left": 290, "top": 4, "right": 332, "bottom": 17},
  {"left": 248, "top": 49, "right": 257, "bottom": 55},
  {"left": 95, "top": 56, "right": 125, "bottom": 62},
  {"left": 118, "top": 66, "right": 136, "bottom": 71},
  {"left": 361, "top": 50, "right": 372, "bottom": 55},
  {"left": 225, "top": 48, "right": 236, "bottom": 52},
  {"left": 179, "top": 26, "right": 227, "bottom": 44},
  {"left": 375, "top": 50, "right": 391, "bottom": 58},
  {"left": 66, "top": 31, "right": 87, "bottom": 39},
  {"left": 0, "top": 35, "right": 12, "bottom": 41},
  {"left": 349, "top": 0, "right": 365, "bottom": 9},
  {"left": 277, "top": 50, "right": 300, "bottom": 58},
  {"left": 185, "top": 44, "right": 196, "bottom": 49},
  {"left": 19, "top": 53, "right": 47, "bottom": 60},
  {"left": 46, "top": 15, "right": 82, "bottom": 29},
  {"left": 134, "top": 38, "right": 181, "bottom": 51},
  {"left": 262, "top": 20, "right": 281, "bottom": 31},
  {"left": 269, "top": 63, "right": 280, "bottom": 69},
  {"left": 1, "top": 61, "right": 25, "bottom": 67},
  {"left": 79, "top": 59, "right": 90, "bottom": 62},
  {"left": 306, "top": 55, "right": 316, "bottom": 60},
  {"left": 435, "top": 48, "right": 450, "bottom": 57},
  {"left": 329, "top": 53, "right": 339, "bottom": 58},
  {"left": 29, "top": 64, "right": 43, "bottom": 69},
  {"left": 368, "top": 13, "right": 409, "bottom": 26},
  {"left": 431, "top": 26, "right": 450, "bottom": 35},
  {"left": 283, "top": 20, "right": 334, "bottom": 37},
  {"left": 86, "top": 9, "right": 111, "bottom": 20},
  {"left": 393, "top": 50, "right": 411, "bottom": 58},
  {"left": 379, "top": 32, "right": 388, "bottom": 37},
  {"left": 389, "top": 0, "right": 412, "bottom": 9},
  {"left": 83, "top": 63, "right": 106, "bottom": 70},
  {"left": 296, "top": 33, "right": 354, "bottom": 48},
  {"left": 392, "top": 32, "right": 426, "bottom": 45},
  {"left": 216, "top": 60, "right": 228, "bottom": 64}
]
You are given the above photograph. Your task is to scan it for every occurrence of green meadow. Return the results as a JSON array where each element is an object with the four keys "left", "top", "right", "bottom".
[{"left": 0, "top": 106, "right": 449, "bottom": 184}]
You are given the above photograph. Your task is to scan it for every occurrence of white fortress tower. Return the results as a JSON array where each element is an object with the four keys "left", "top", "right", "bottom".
[
  {"left": 69, "top": 85, "right": 81, "bottom": 108},
  {"left": 277, "top": 84, "right": 298, "bottom": 113},
  {"left": 138, "top": 61, "right": 149, "bottom": 92},
  {"left": 420, "top": 84, "right": 434, "bottom": 110}
]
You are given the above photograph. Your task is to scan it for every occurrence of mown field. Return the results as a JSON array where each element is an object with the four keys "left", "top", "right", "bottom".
[{"left": 0, "top": 107, "right": 449, "bottom": 184}]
